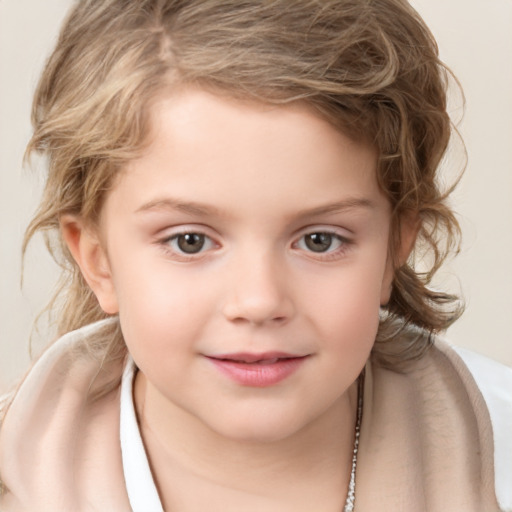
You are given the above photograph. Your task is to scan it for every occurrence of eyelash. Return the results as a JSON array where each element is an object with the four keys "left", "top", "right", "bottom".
[
  {"left": 293, "top": 230, "right": 352, "bottom": 261},
  {"left": 157, "top": 228, "right": 352, "bottom": 261},
  {"left": 159, "top": 231, "right": 217, "bottom": 261}
]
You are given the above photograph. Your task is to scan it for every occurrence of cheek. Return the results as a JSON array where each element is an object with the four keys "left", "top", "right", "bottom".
[
  {"left": 301, "top": 263, "right": 385, "bottom": 347},
  {"left": 106, "top": 246, "right": 213, "bottom": 354}
]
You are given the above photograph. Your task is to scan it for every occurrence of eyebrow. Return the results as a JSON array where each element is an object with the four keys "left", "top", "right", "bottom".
[
  {"left": 295, "top": 198, "right": 375, "bottom": 219},
  {"left": 135, "top": 196, "right": 375, "bottom": 219},
  {"left": 135, "top": 198, "right": 222, "bottom": 217}
]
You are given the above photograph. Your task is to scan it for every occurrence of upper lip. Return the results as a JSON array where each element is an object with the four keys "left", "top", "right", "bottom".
[{"left": 207, "top": 352, "right": 306, "bottom": 363}]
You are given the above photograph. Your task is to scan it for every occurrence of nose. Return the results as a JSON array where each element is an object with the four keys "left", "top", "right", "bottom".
[{"left": 222, "top": 248, "right": 295, "bottom": 326}]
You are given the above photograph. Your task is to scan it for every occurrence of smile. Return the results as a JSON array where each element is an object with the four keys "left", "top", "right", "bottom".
[{"left": 206, "top": 352, "right": 309, "bottom": 387}]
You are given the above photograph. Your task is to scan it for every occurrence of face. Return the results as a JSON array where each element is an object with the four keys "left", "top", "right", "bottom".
[{"left": 92, "top": 88, "right": 394, "bottom": 442}]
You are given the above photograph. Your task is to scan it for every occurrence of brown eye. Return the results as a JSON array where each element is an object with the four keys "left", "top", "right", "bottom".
[
  {"left": 175, "top": 233, "right": 206, "bottom": 254},
  {"left": 304, "top": 232, "right": 334, "bottom": 252}
]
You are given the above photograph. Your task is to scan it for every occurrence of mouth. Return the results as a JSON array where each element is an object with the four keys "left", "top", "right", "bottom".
[
  {"left": 212, "top": 352, "right": 302, "bottom": 364},
  {"left": 206, "top": 352, "right": 309, "bottom": 387}
]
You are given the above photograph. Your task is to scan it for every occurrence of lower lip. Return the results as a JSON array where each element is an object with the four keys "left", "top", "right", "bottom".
[{"left": 207, "top": 357, "right": 307, "bottom": 387}]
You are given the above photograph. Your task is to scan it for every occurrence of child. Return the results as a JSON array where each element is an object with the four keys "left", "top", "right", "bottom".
[{"left": 1, "top": 0, "right": 510, "bottom": 510}]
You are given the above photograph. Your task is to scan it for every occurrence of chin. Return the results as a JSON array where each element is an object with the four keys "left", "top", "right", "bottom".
[{"left": 207, "top": 411, "right": 308, "bottom": 445}]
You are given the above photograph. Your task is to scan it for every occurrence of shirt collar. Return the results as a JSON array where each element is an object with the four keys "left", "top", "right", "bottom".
[{"left": 120, "top": 357, "right": 164, "bottom": 511}]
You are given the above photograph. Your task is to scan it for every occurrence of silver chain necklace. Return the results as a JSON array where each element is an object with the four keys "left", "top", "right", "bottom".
[{"left": 343, "top": 371, "right": 364, "bottom": 512}]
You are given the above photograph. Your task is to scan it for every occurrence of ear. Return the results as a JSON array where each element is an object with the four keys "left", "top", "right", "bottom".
[
  {"left": 380, "top": 212, "right": 419, "bottom": 305},
  {"left": 60, "top": 215, "right": 119, "bottom": 314}
]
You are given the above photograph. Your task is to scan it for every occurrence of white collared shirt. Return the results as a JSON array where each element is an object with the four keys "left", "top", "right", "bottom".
[{"left": 120, "top": 358, "right": 164, "bottom": 512}]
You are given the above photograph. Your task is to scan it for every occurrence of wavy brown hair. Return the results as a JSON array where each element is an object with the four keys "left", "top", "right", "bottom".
[{"left": 24, "top": 0, "right": 463, "bottom": 368}]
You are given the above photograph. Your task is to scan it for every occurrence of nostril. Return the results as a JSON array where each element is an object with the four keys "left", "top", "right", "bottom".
[{"left": 229, "top": 315, "right": 287, "bottom": 326}]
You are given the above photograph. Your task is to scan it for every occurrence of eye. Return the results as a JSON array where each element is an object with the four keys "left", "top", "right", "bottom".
[
  {"left": 296, "top": 232, "right": 345, "bottom": 253},
  {"left": 167, "top": 232, "right": 214, "bottom": 254}
]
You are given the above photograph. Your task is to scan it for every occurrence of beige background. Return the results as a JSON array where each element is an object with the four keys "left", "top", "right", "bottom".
[{"left": 1, "top": 0, "right": 511, "bottom": 392}]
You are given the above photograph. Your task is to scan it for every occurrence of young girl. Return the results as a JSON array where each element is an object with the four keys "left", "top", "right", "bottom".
[{"left": 1, "top": 1, "right": 510, "bottom": 511}]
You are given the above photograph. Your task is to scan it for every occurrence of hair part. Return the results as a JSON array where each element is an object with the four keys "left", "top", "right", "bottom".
[{"left": 25, "top": 0, "right": 463, "bottom": 369}]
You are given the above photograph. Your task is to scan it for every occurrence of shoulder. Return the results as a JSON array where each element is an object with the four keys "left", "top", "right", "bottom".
[
  {"left": 433, "top": 340, "right": 512, "bottom": 428},
  {"left": 0, "top": 318, "right": 129, "bottom": 510},
  {"left": 434, "top": 340, "right": 512, "bottom": 512}
]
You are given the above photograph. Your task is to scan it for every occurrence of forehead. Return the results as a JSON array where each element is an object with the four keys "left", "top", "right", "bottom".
[{"left": 105, "top": 87, "right": 386, "bottom": 223}]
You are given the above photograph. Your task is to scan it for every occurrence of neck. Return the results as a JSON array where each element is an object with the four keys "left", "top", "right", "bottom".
[{"left": 134, "top": 371, "right": 358, "bottom": 511}]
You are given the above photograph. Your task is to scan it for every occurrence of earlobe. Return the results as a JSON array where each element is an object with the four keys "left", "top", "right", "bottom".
[{"left": 60, "top": 215, "right": 119, "bottom": 314}]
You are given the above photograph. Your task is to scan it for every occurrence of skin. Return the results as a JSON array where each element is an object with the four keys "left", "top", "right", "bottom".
[{"left": 63, "top": 88, "right": 409, "bottom": 511}]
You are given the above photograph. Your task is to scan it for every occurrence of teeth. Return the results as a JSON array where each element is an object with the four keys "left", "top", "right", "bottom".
[
  {"left": 219, "top": 356, "right": 289, "bottom": 364},
  {"left": 224, "top": 358, "right": 281, "bottom": 364},
  {"left": 245, "top": 358, "right": 279, "bottom": 365}
]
